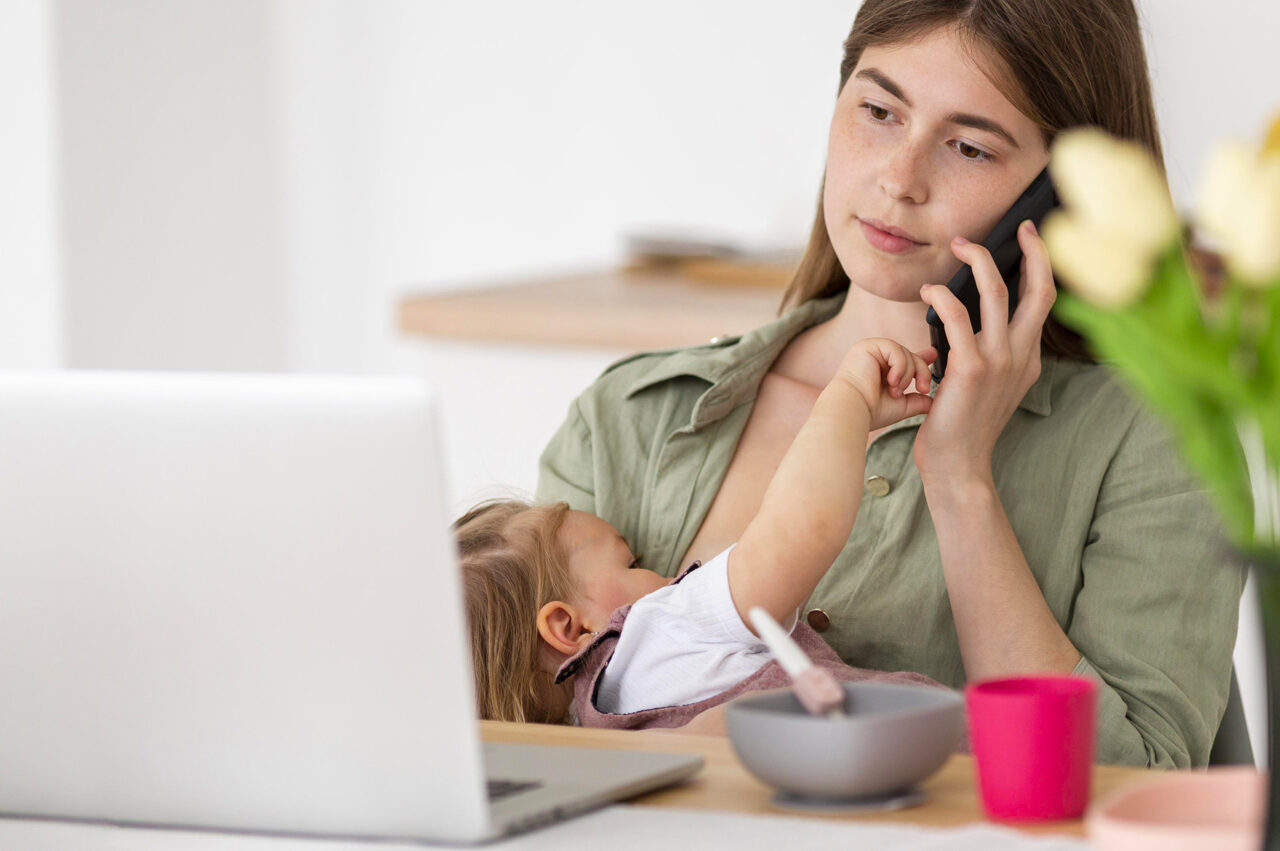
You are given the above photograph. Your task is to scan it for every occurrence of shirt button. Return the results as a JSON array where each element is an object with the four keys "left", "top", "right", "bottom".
[
  {"left": 806, "top": 608, "right": 831, "bottom": 632},
  {"left": 708, "top": 335, "right": 730, "bottom": 344},
  {"left": 865, "top": 475, "right": 892, "bottom": 497}
]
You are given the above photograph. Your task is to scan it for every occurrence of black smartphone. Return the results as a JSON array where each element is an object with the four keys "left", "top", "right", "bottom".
[{"left": 925, "top": 166, "right": 1059, "bottom": 382}]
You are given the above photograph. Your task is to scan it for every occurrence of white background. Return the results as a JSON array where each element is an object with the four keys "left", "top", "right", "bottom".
[{"left": 2, "top": 0, "right": 1276, "bottom": 763}]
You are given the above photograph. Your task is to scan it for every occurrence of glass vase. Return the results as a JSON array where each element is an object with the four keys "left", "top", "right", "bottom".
[{"left": 1250, "top": 550, "right": 1280, "bottom": 850}]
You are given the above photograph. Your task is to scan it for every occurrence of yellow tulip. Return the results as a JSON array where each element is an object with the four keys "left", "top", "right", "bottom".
[
  {"left": 1049, "top": 128, "right": 1180, "bottom": 257},
  {"left": 1198, "top": 140, "right": 1280, "bottom": 287},
  {"left": 1043, "top": 128, "right": 1179, "bottom": 308},
  {"left": 1264, "top": 109, "right": 1280, "bottom": 156},
  {"left": 1199, "top": 142, "right": 1253, "bottom": 243},
  {"left": 1041, "top": 211, "right": 1154, "bottom": 308}
]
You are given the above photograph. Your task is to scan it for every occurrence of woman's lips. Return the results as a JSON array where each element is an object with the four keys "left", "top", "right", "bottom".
[{"left": 858, "top": 218, "right": 925, "bottom": 254}]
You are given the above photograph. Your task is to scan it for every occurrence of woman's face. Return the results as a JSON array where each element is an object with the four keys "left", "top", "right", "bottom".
[{"left": 824, "top": 24, "right": 1050, "bottom": 302}]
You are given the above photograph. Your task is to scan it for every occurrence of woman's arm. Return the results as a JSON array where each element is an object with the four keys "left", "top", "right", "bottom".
[
  {"left": 913, "top": 226, "right": 1080, "bottom": 677},
  {"left": 915, "top": 228, "right": 1242, "bottom": 766},
  {"left": 924, "top": 475, "right": 1082, "bottom": 679},
  {"left": 925, "top": 402, "right": 1243, "bottom": 767}
]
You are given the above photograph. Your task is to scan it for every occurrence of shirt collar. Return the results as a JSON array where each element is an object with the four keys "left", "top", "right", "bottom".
[
  {"left": 1019, "top": 353, "right": 1056, "bottom": 416},
  {"left": 623, "top": 295, "right": 842, "bottom": 402},
  {"left": 624, "top": 292, "right": 1057, "bottom": 423}
]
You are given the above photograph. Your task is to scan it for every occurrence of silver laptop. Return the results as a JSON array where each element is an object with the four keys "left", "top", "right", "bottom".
[{"left": 0, "top": 371, "right": 701, "bottom": 844}]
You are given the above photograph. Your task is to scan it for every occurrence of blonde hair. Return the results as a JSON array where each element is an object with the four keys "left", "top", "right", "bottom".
[
  {"left": 452, "top": 499, "right": 578, "bottom": 723},
  {"left": 781, "top": 0, "right": 1166, "bottom": 363}
]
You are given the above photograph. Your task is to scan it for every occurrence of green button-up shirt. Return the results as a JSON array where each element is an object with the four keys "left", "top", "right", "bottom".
[{"left": 536, "top": 293, "right": 1244, "bottom": 768}]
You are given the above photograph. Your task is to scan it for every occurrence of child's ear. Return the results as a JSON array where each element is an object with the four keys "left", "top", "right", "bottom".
[{"left": 537, "top": 600, "right": 589, "bottom": 657}]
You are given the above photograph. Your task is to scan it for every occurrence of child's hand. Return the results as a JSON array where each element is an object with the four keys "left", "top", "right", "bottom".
[{"left": 835, "top": 339, "right": 937, "bottom": 430}]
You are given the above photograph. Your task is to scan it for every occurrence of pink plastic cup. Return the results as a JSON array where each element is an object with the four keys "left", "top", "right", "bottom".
[{"left": 965, "top": 675, "right": 1098, "bottom": 821}]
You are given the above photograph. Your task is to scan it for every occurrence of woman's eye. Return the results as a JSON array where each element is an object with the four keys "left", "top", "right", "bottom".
[
  {"left": 859, "top": 102, "right": 894, "bottom": 122},
  {"left": 860, "top": 103, "right": 994, "bottom": 164},
  {"left": 953, "top": 141, "right": 994, "bottom": 163}
]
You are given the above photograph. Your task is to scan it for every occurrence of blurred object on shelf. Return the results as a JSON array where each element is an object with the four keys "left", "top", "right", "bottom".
[
  {"left": 624, "top": 230, "right": 741, "bottom": 263},
  {"left": 623, "top": 228, "right": 800, "bottom": 289},
  {"left": 672, "top": 256, "right": 798, "bottom": 289}
]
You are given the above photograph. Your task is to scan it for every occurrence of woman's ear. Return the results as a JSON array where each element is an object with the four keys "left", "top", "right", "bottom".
[{"left": 537, "top": 600, "right": 588, "bottom": 658}]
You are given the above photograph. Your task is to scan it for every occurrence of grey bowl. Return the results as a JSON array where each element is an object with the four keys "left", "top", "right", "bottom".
[{"left": 725, "top": 681, "right": 964, "bottom": 802}]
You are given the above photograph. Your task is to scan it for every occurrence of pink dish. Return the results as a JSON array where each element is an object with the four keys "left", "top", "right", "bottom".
[{"left": 1087, "top": 766, "right": 1265, "bottom": 851}]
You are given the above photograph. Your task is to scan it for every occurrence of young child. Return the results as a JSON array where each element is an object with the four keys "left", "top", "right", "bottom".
[{"left": 454, "top": 337, "right": 945, "bottom": 729}]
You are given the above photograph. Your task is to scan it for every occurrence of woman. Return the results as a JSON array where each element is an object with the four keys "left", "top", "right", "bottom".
[{"left": 536, "top": 0, "right": 1243, "bottom": 767}]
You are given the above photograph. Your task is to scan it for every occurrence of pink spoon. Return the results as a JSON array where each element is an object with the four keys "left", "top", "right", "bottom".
[{"left": 748, "top": 606, "right": 846, "bottom": 718}]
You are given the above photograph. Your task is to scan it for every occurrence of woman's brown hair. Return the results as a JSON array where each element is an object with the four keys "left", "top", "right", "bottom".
[
  {"left": 781, "top": 0, "right": 1166, "bottom": 363},
  {"left": 453, "top": 499, "right": 577, "bottom": 723}
]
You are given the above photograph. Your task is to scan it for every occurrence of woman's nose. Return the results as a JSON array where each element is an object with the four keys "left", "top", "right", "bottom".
[{"left": 880, "top": 141, "right": 930, "bottom": 204}]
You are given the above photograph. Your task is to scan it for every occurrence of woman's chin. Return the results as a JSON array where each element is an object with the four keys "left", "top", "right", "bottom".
[
  {"left": 845, "top": 270, "right": 932, "bottom": 304},
  {"left": 839, "top": 252, "right": 938, "bottom": 303}
]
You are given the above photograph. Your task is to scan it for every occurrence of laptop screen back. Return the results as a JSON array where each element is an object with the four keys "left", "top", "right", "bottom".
[{"left": 0, "top": 371, "right": 490, "bottom": 841}]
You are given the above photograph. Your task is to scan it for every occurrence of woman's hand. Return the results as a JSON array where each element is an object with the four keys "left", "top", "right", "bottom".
[
  {"left": 914, "top": 220, "right": 1057, "bottom": 488},
  {"left": 834, "top": 338, "right": 937, "bottom": 430}
]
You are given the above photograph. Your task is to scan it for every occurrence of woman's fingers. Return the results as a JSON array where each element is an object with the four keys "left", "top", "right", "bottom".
[
  {"left": 921, "top": 283, "right": 979, "bottom": 367},
  {"left": 1009, "top": 220, "right": 1058, "bottom": 349},
  {"left": 950, "top": 237, "right": 1010, "bottom": 352}
]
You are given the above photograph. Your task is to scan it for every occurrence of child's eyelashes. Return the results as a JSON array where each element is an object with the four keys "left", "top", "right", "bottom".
[{"left": 628, "top": 555, "right": 644, "bottom": 570}]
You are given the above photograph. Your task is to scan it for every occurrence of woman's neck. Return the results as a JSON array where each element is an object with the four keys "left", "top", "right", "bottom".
[{"left": 774, "top": 284, "right": 935, "bottom": 388}]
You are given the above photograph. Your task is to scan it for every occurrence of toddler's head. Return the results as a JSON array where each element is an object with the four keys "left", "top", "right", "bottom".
[{"left": 452, "top": 499, "right": 669, "bottom": 723}]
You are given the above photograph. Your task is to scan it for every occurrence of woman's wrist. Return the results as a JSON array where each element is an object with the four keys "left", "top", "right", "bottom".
[{"left": 920, "top": 469, "right": 997, "bottom": 510}]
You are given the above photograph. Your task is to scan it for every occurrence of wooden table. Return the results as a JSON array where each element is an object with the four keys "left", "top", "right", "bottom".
[
  {"left": 483, "top": 720, "right": 1155, "bottom": 839},
  {"left": 398, "top": 266, "right": 786, "bottom": 350}
]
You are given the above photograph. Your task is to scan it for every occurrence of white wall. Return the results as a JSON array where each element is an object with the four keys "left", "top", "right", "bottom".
[
  {"left": 267, "top": 0, "right": 863, "bottom": 504},
  {"left": 38, "top": 0, "right": 1280, "bottom": 379},
  {"left": 0, "top": 0, "right": 62, "bottom": 368},
  {"left": 1142, "top": 1, "right": 1280, "bottom": 215},
  {"left": 268, "top": 0, "right": 1280, "bottom": 382},
  {"left": 22, "top": 0, "right": 1280, "bottom": 380},
  {"left": 270, "top": 0, "right": 858, "bottom": 377},
  {"left": 55, "top": 0, "right": 287, "bottom": 371},
  {"left": 418, "top": 340, "right": 627, "bottom": 518}
]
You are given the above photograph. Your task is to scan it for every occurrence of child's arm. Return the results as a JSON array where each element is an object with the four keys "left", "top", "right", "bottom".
[{"left": 728, "top": 339, "right": 935, "bottom": 629}]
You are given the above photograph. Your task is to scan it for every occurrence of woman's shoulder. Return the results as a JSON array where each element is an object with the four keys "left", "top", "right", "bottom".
[
  {"left": 602, "top": 336, "right": 744, "bottom": 385},
  {"left": 570, "top": 337, "right": 742, "bottom": 417},
  {"left": 1042, "top": 354, "right": 1195, "bottom": 484},
  {"left": 1045, "top": 354, "right": 1150, "bottom": 433}
]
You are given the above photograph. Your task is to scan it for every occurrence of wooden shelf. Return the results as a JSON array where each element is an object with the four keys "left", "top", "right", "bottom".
[{"left": 398, "top": 267, "right": 787, "bottom": 350}]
